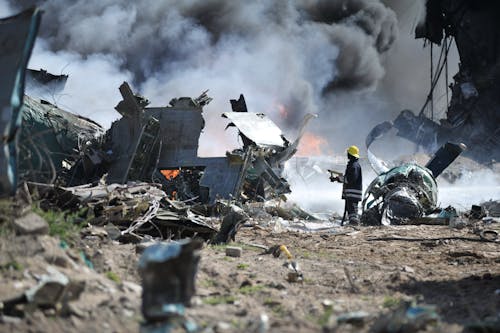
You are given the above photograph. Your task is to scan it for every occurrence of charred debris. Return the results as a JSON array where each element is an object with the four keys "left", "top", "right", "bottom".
[
  {"left": 0, "top": 7, "right": 496, "bottom": 240},
  {"left": 0, "top": 8, "right": 322, "bottom": 243},
  {"left": 369, "top": 1, "right": 500, "bottom": 165}
]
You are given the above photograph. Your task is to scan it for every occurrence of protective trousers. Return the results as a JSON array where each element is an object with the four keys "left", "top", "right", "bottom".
[{"left": 346, "top": 198, "right": 360, "bottom": 225}]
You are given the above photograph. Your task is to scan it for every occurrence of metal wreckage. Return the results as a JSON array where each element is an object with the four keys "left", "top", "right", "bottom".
[
  {"left": 358, "top": 0, "right": 500, "bottom": 225},
  {"left": 0, "top": 6, "right": 488, "bottom": 233},
  {"left": 1, "top": 9, "right": 318, "bottom": 241},
  {"left": 362, "top": 124, "right": 466, "bottom": 225},
  {"left": 367, "top": 0, "right": 500, "bottom": 164}
]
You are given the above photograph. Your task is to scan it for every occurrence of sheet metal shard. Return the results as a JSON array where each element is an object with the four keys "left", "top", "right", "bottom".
[
  {"left": 25, "top": 68, "right": 68, "bottom": 98},
  {"left": 0, "top": 8, "right": 41, "bottom": 196},
  {"left": 223, "top": 112, "right": 286, "bottom": 147}
]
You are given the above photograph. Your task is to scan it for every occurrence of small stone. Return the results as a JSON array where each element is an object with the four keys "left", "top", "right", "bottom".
[
  {"left": 13, "top": 212, "right": 49, "bottom": 235},
  {"left": 122, "top": 309, "right": 134, "bottom": 318},
  {"left": 0, "top": 315, "right": 22, "bottom": 324},
  {"left": 267, "top": 282, "right": 286, "bottom": 290},
  {"left": 287, "top": 272, "right": 300, "bottom": 282},
  {"left": 402, "top": 266, "right": 415, "bottom": 274},
  {"left": 122, "top": 281, "right": 142, "bottom": 294},
  {"left": 337, "top": 311, "right": 370, "bottom": 326},
  {"left": 44, "top": 308, "right": 56, "bottom": 316},
  {"left": 67, "top": 303, "right": 87, "bottom": 319},
  {"left": 322, "top": 299, "right": 334, "bottom": 308},
  {"left": 215, "top": 321, "right": 232, "bottom": 332},
  {"left": 225, "top": 246, "right": 242, "bottom": 258},
  {"left": 235, "top": 308, "right": 248, "bottom": 317}
]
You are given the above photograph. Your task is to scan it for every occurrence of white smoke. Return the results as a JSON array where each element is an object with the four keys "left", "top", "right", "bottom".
[
  {"left": 438, "top": 169, "right": 500, "bottom": 211},
  {"left": 4, "top": 0, "right": 398, "bottom": 155}
]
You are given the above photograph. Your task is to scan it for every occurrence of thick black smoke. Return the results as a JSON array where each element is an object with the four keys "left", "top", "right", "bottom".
[
  {"left": 4, "top": 0, "right": 399, "bottom": 154},
  {"left": 13, "top": 0, "right": 397, "bottom": 91}
]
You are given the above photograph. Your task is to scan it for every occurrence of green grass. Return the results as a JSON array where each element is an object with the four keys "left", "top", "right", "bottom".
[
  {"left": 0, "top": 199, "right": 14, "bottom": 236},
  {"left": 202, "top": 295, "right": 236, "bottom": 305},
  {"left": 236, "top": 263, "right": 249, "bottom": 270},
  {"left": 199, "top": 279, "right": 217, "bottom": 288},
  {"left": 306, "top": 307, "right": 334, "bottom": 327},
  {"left": 263, "top": 298, "right": 286, "bottom": 316},
  {"left": 239, "top": 284, "right": 264, "bottom": 295},
  {"left": 33, "top": 206, "right": 89, "bottom": 244},
  {"left": 0, "top": 261, "right": 23, "bottom": 271},
  {"left": 209, "top": 244, "right": 228, "bottom": 252},
  {"left": 106, "top": 271, "right": 122, "bottom": 284},
  {"left": 382, "top": 295, "right": 401, "bottom": 308}
]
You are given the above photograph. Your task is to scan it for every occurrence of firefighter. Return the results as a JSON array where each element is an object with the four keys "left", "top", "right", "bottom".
[{"left": 330, "top": 145, "right": 363, "bottom": 225}]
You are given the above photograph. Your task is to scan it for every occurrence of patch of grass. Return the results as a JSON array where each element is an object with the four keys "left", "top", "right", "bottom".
[
  {"left": 299, "top": 249, "right": 332, "bottom": 260},
  {"left": 202, "top": 295, "right": 236, "bottom": 305},
  {"left": 209, "top": 244, "right": 228, "bottom": 252},
  {"left": 264, "top": 298, "right": 286, "bottom": 316},
  {"left": 0, "top": 199, "right": 14, "bottom": 235},
  {"left": 230, "top": 319, "right": 242, "bottom": 329},
  {"left": 236, "top": 263, "right": 249, "bottom": 270},
  {"left": 382, "top": 295, "right": 401, "bottom": 308},
  {"left": 231, "top": 242, "right": 262, "bottom": 252},
  {"left": 105, "top": 271, "right": 121, "bottom": 284},
  {"left": 303, "top": 277, "right": 315, "bottom": 285},
  {"left": 200, "top": 279, "right": 217, "bottom": 288},
  {"left": 33, "top": 206, "right": 88, "bottom": 244},
  {"left": 239, "top": 284, "right": 264, "bottom": 295},
  {"left": 306, "top": 307, "right": 334, "bottom": 327},
  {"left": 317, "top": 307, "right": 334, "bottom": 327},
  {"left": 0, "top": 261, "right": 23, "bottom": 271}
]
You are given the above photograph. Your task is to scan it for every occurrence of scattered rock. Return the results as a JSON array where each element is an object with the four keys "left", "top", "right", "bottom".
[
  {"left": 0, "top": 314, "right": 21, "bottom": 324},
  {"left": 402, "top": 266, "right": 415, "bottom": 274},
  {"left": 267, "top": 282, "right": 286, "bottom": 290},
  {"left": 322, "top": 299, "right": 334, "bottom": 308},
  {"left": 13, "top": 212, "right": 48, "bottom": 235},
  {"left": 225, "top": 246, "right": 242, "bottom": 258},
  {"left": 121, "top": 281, "right": 142, "bottom": 294},
  {"left": 215, "top": 321, "right": 232, "bottom": 332},
  {"left": 287, "top": 271, "right": 301, "bottom": 283},
  {"left": 67, "top": 303, "right": 87, "bottom": 319}
]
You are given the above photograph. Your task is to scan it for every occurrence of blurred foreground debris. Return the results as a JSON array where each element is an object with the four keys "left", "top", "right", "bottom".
[
  {"left": 138, "top": 239, "right": 202, "bottom": 332},
  {"left": 370, "top": 301, "right": 440, "bottom": 333},
  {"left": 0, "top": 8, "right": 41, "bottom": 196}
]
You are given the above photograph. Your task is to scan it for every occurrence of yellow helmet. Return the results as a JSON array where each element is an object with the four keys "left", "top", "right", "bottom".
[{"left": 347, "top": 145, "right": 360, "bottom": 158}]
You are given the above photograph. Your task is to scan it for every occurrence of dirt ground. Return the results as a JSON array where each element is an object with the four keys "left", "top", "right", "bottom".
[{"left": 1, "top": 218, "right": 499, "bottom": 333}]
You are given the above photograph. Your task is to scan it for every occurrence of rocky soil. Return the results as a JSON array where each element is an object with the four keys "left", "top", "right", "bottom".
[{"left": 1, "top": 209, "right": 499, "bottom": 333}]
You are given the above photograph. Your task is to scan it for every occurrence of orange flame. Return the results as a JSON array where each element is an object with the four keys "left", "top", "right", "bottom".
[
  {"left": 160, "top": 169, "right": 180, "bottom": 180},
  {"left": 296, "top": 132, "right": 328, "bottom": 156}
]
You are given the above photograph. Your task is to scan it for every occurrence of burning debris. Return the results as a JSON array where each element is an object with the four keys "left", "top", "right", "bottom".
[
  {"left": 1, "top": 6, "right": 499, "bottom": 333},
  {"left": 15, "top": 81, "right": 315, "bottom": 207}
]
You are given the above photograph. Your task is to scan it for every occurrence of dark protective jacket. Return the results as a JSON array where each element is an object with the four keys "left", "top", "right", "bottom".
[{"left": 342, "top": 157, "right": 362, "bottom": 201}]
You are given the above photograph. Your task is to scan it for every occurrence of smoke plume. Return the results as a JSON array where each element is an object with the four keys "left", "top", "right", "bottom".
[{"left": 3, "top": 0, "right": 399, "bottom": 155}]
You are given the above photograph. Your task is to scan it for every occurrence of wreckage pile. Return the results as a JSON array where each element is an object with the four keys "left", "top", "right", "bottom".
[{"left": 1, "top": 6, "right": 499, "bottom": 333}]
